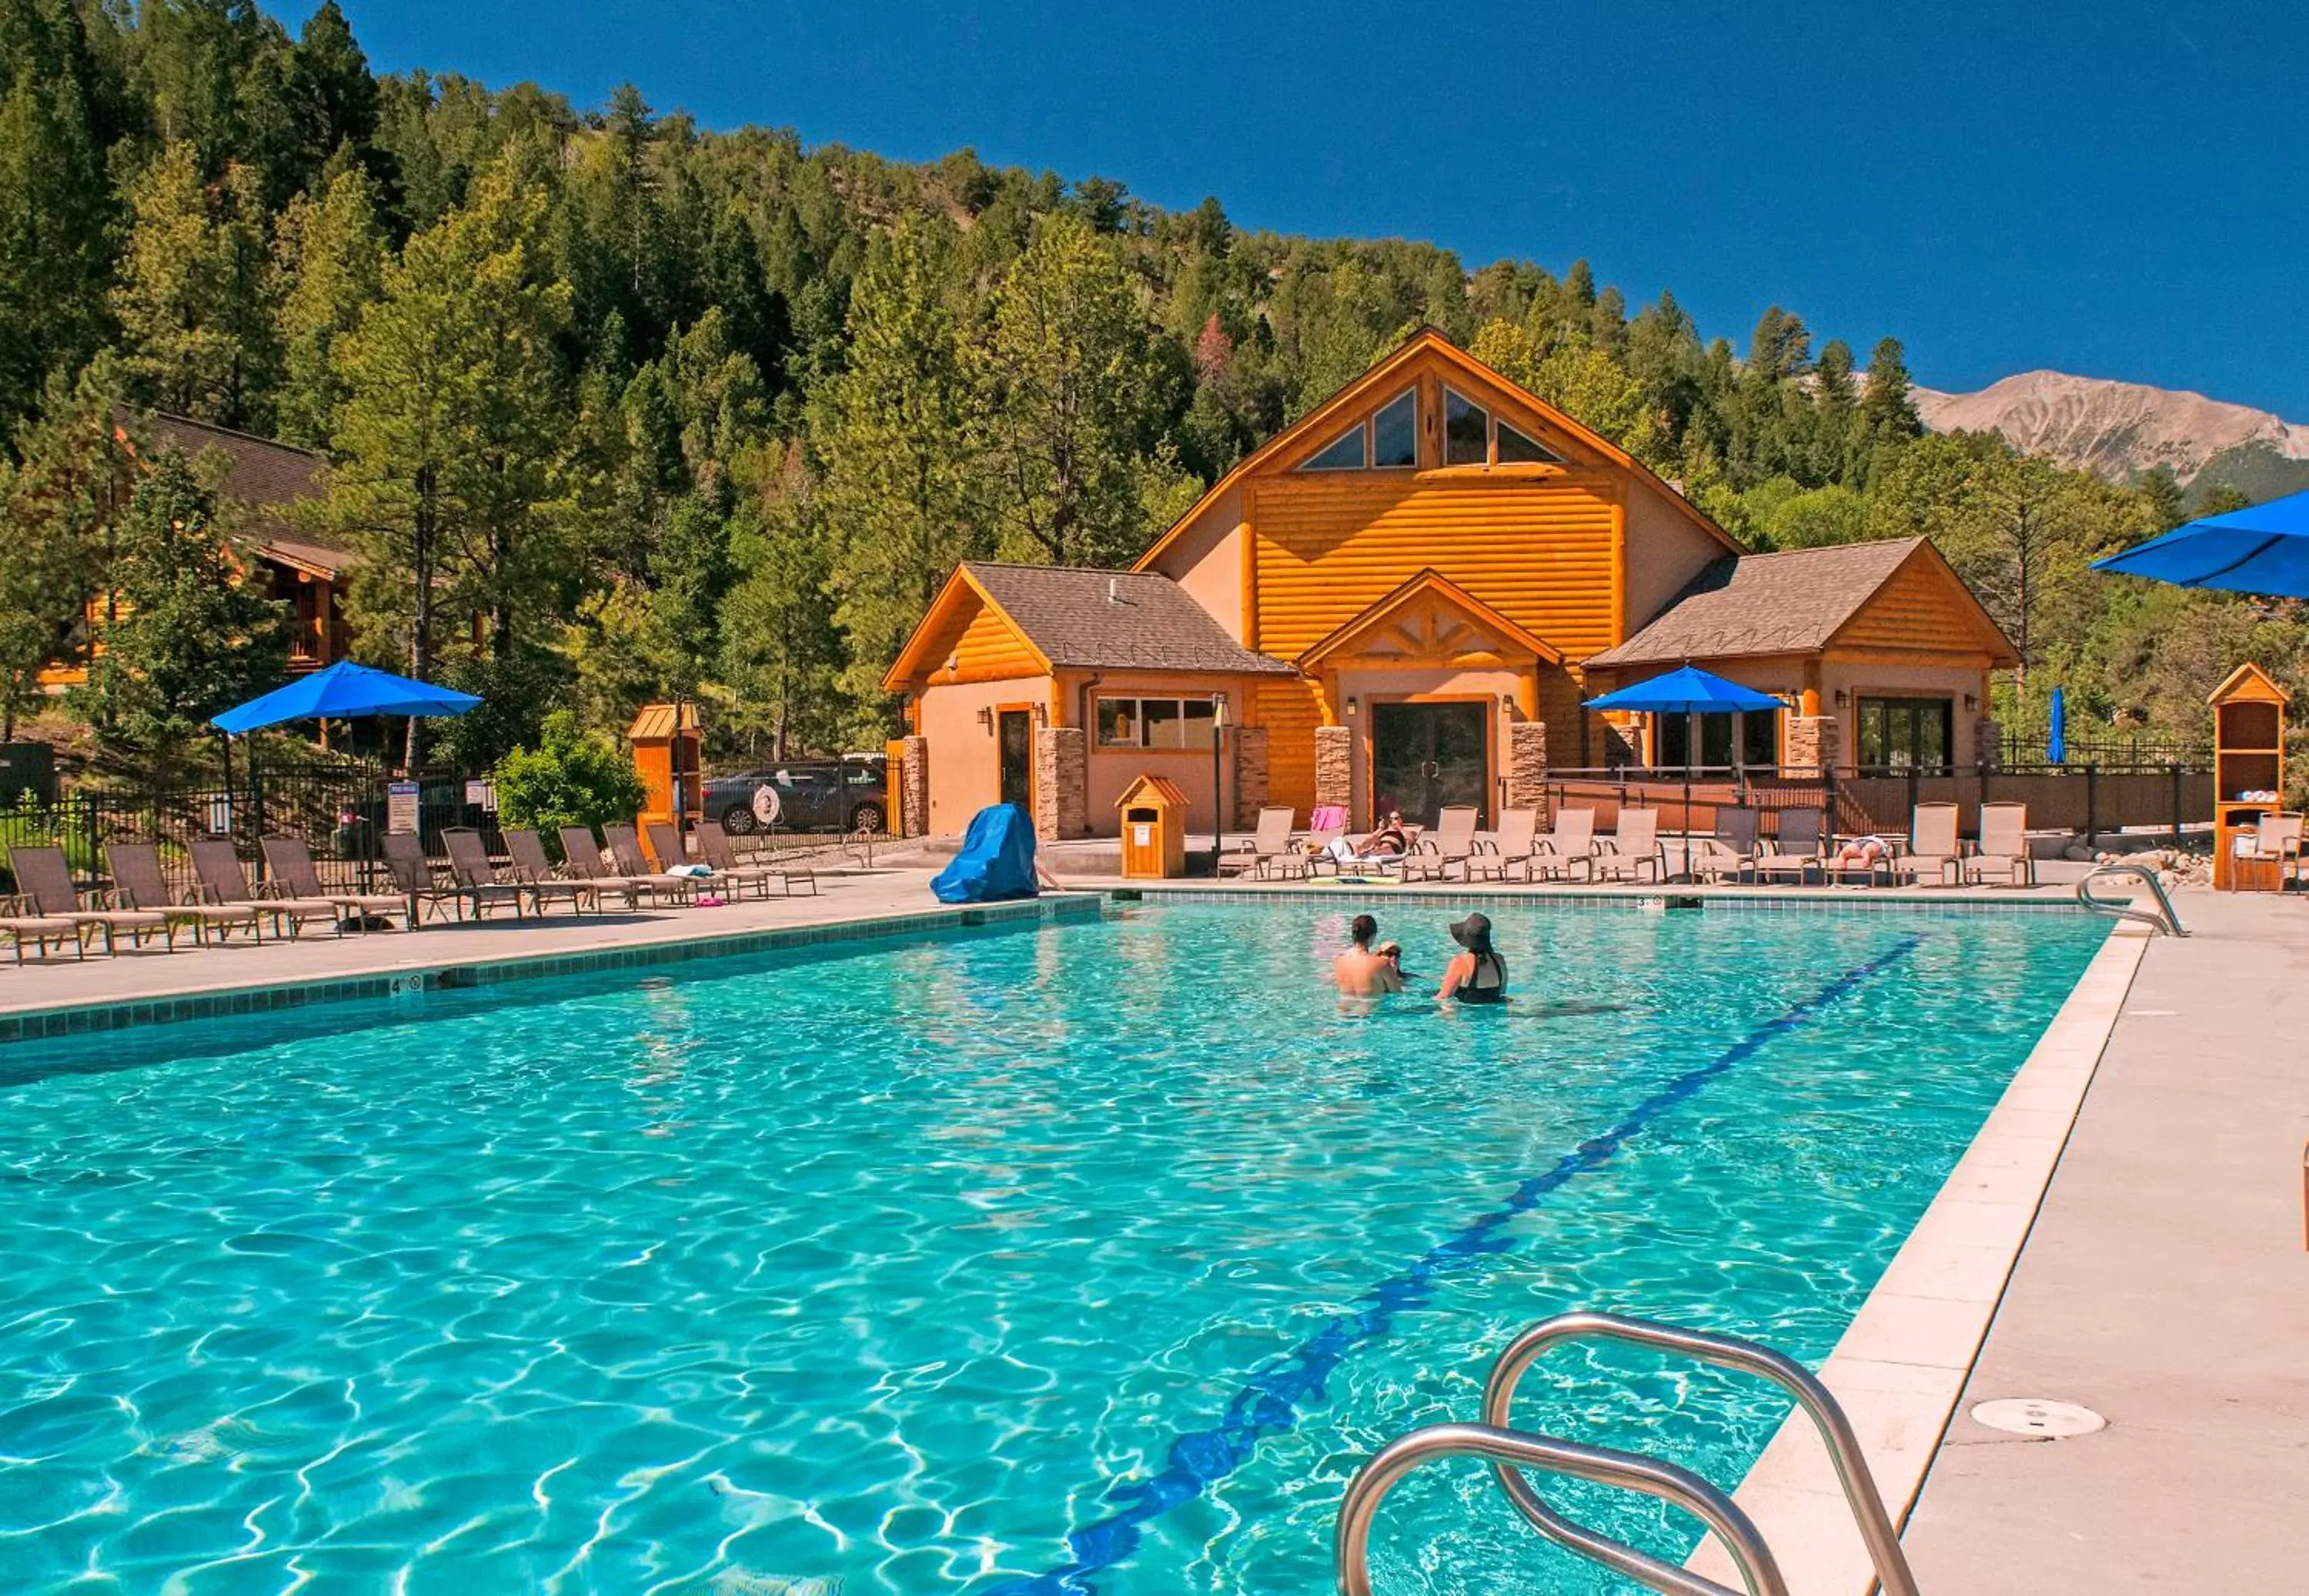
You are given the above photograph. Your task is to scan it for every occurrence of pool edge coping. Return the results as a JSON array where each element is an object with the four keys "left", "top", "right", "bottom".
[
  {"left": 1686, "top": 919, "right": 2152, "bottom": 1595},
  {"left": 0, "top": 893, "right": 1105, "bottom": 1043}
]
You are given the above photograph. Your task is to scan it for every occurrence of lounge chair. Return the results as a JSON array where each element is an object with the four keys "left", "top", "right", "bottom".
[
  {"left": 1225, "top": 806, "right": 1308, "bottom": 880},
  {"left": 379, "top": 832, "right": 463, "bottom": 924},
  {"left": 603, "top": 823, "right": 700, "bottom": 906},
  {"left": 10, "top": 844, "right": 176, "bottom": 952},
  {"left": 502, "top": 829, "right": 602, "bottom": 914},
  {"left": 1401, "top": 806, "right": 1480, "bottom": 882},
  {"left": 106, "top": 841, "right": 266, "bottom": 946},
  {"left": 1966, "top": 802, "right": 2036, "bottom": 886},
  {"left": 697, "top": 819, "right": 818, "bottom": 899},
  {"left": 556, "top": 826, "right": 655, "bottom": 909},
  {"left": 1530, "top": 806, "right": 1601, "bottom": 883},
  {"left": 261, "top": 836, "right": 412, "bottom": 930},
  {"left": 439, "top": 829, "right": 540, "bottom": 919},
  {"left": 2251, "top": 812, "right": 2304, "bottom": 892},
  {"left": 1469, "top": 807, "right": 1541, "bottom": 882},
  {"left": 1752, "top": 809, "right": 1826, "bottom": 886},
  {"left": 1592, "top": 807, "right": 1667, "bottom": 884},
  {"left": 1690, "top": 807, "right": 1760, "bottom": 883},
  {"left": 189, "top": 838, "right": 345, "bottom": 937},
  {"left": 0, "top": 888, "right": 85, "bottom": 961},
  {"left": 1890, "top": 803, "right": 1963, "bottom": 887}
]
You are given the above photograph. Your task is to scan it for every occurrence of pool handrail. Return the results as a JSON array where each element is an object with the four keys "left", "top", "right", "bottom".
[
  {"left": 1478, "top": 1311, "right": 1923, "bottom": 1596},
  {"left": 2076, "top": 863, "right": 2187, "bottom": 937},
  {"left": 1332, "top": 1420, "right": 1787, "bottom": 1596}
]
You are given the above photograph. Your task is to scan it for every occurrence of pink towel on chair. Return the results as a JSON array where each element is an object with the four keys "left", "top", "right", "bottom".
[{"left": 1310, "top": 804, "right": 1348, "bottom": 833}]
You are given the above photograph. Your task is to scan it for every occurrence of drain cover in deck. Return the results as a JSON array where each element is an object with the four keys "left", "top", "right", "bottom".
[{"left": 1970, "top": 1397, "right": 2106, "bottom": 1437}]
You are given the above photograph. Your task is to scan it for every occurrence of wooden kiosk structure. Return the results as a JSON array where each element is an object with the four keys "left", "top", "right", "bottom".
[
  {"left": 2210, "top": 663, "right": 2289, "bottom": 890},
  {"left": 628, "top": 701, "right": 703, "bottom": 863},
  {"left": 1116, "top": 773, "right": 1191, "bottom": 880}
]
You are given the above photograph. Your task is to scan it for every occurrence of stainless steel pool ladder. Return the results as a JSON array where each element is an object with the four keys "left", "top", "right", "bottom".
[
  {"left": 1334, "top": 1310, "right": 1925, "bottom": 1596},
  {"left": 2076, "top": 863, "right": 2188, "bottom": 937}
]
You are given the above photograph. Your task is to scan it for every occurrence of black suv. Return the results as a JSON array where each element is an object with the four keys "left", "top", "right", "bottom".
[{"left": 703, "top": 760, "right": 887, "bottom": 834}]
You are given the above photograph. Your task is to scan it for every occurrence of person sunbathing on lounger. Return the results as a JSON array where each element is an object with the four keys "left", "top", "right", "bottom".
[{"left": 1313, "top": 811, "right": 1408, "bottom": 865}]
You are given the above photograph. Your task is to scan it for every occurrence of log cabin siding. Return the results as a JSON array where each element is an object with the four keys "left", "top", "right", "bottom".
[
  {"left": 1250, "top": 476, "right": 1621, "bottom": 659},
  {"left": 1832, "top": 553, "right": 2003, "bottom": 661},
  {"left": 916, "top": 593, "right": 1044, "bottom": 683}
]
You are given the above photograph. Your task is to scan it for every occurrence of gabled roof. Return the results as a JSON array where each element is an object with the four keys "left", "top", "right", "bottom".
[
  {"left": 884, "top": 563, "right": 1296, "bottom": 690},
  {"left": 123, "top": 410, "right": 358, "bottom": 576},
  {"left": 1132, "top": 327, "right": 1743, "bottom": 572},
  {"left": 1296, "top": 569, "right": 1565, "bottom": 668},
  {"left": 1589, "top": 537, "right": 2018, "bottom": 669},
  {"left": 2207, "top": 662, "right": 2290, "bottom": 706}
]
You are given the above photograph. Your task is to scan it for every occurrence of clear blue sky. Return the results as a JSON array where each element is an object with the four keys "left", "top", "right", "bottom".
[{"left": 330, "top": 0, "right": 2309, "bottom": 417}]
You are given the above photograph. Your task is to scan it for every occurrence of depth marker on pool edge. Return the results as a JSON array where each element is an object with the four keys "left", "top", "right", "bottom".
[{"left": 985, "top": 933, "right": 1928, "bottom": 1596}]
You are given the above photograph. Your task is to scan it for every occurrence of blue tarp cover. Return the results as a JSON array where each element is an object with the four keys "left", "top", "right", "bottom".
[{"left": 931, "top": 803, "right": 1039, "bottom": 903}]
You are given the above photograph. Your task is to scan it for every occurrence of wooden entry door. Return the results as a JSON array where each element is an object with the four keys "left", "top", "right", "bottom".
[
  {"left": 997, "top": 710, "right": 1034, "bottom": 813},
  {"left": 1372, "top": 701, "right": 1489, "bottom": 827}
]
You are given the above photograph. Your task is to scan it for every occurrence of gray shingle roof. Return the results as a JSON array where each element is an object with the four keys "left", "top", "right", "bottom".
[
  {"left": 132, "top": 412, "right": 359, "bottom": 573},
  {"left": 1589, "top": 538, "right": 1926, "bottom": 666},
  {"left": 964, "top": 563, "right": 1295, "bottom": 675}
]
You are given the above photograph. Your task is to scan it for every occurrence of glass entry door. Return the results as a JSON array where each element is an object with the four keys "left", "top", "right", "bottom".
[
  {"left": 997, "top": 710, "right": 1034, "bottom": 812},
  {"left": 1370, "top": 701, "right": 1489, "bottom": 827}
]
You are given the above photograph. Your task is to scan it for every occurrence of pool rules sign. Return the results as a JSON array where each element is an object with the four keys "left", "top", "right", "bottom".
[{"left": 387, "top": 780, "right": 419, "bottom": 833}]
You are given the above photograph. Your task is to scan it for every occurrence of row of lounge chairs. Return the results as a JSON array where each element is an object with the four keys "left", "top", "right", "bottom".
[
  {"left": 1224, "top": 800, "right": 2040, "bottom": 888},
  {"left": 0, "top": 818, "right": 818, "bottom": 962}
]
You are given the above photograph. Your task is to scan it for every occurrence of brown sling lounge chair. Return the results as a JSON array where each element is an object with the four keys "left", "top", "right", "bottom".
[
  {"left": 1966, "top": 802, "right": 2035, "bottom": 886},
  {"left": 1224, "top": 806, "right": 1309, "bottom": 880},
  {"left": 0, "top": 875, "right": 85, "bottom": 960},
  {"left": 1752, "top": 809, "right": 1827, "bottom": 886},
  {"left": 555, "top": 826, "right": 652, "bottom": 910},
  {"left": 189, "top": 838, "right": 344, "bottom": 938},
  {"left": 9, "top": 844, "right": 176, "bottom": 952},
  {"left": 439, "top": 829, "right": 540, "bottom": 920},
  {"left": 1468, "top": 807, "right": 1542, "bottom": 882},
  {"left": 1591, "top": 807, "right": 1667, "bottom": 884},
  {"left": 379, "top": 832, "right": 461, "bottom": 924},
  {"left": 604, "top": 823, "right": 699, "bottom": 906},
  {"left": 503, "top": 829, "right": 603, "bottom": 913},
  {"left": 262, "top": 836, "right": 412, "bottom": 930},
  {"left": 106, "top": 841, "right": 266, "bottom": 946},
  {"left": 1400, "top": 806, "right": 1481, "bottom": 882},
  {"left": 1529, "top": 806, "right": 1602, "bottom": 883}
]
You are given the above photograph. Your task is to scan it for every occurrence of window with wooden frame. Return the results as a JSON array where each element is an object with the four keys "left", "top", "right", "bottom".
[
  {"left": 1297, "top": 389, "right": 1419, "bottom": 472},
  {"left": 1095, "top": 696, "right": 1218, "bottom": 750},
  {"left": 1445, "top": 386, "right": 1566, "bottom": 467}
]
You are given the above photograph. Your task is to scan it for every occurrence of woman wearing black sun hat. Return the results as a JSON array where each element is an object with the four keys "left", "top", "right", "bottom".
[{"left": 1436, "top": 911, "right": 1508, "bottom": 1004}]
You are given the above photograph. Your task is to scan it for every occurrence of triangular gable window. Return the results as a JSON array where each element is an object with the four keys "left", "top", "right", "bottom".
[
  {"left": 1444, "top": 388, "right": 1489, "bottom": 465},
  {"left": 1496, "top": 419, "right": 1563, "bottom": 464},
  {"left": 1298, "top": 388, "right": 1419, "bottom": 472},
  {"left": 1302, "top": 428, "right": 1365, "bottom": 471}
]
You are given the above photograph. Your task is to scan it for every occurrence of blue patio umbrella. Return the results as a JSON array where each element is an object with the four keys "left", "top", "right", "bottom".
[
  {"left": 1586, "top": 665, "right": 1786, "bottom": 878},
  {"left": 2090, "top": 487, "right": 2309, "bottom": 596},
  {"left": 2046, "top": 686, "right": 2067, "bottom": 766},
  {"left": 212, "top": 659, "right": 480, "bottom": 733}
]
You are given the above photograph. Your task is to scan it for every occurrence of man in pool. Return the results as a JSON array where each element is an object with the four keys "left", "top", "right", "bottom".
[{"left": 1334, "top": 913, "right": 1404, "bottom": 997}]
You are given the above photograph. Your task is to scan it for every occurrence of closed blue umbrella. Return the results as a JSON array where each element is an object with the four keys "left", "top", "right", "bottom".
[
  {"left": 2046, "top": 686, "right": 2066, "bottom": 766},
  {"left": 1586, "top": 666, "right": 1786, "bottom": 879},
  {"left": 212, "top": 659, "right": 480, "bottom": 733},
  {"left": 2090, "top": 488, "right": 2309, "bottom": 596}
]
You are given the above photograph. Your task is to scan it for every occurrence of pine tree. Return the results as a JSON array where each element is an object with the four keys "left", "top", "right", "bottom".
[
  {"left": 269, "top": 162, "right": 383, "bottom": 446},
  {"left": 1860, "top": 336, "right": 1924, "bottom": 452},
  {"left": 321, "top": 151, "right": 572, "bottom": 761},
  {"left": 110, "top": 142, "right": 276, "bottom": 426},
  {"left": 0, "top": 0, "right": 122, "bottom": 435},
  {"left": 814, "top": 217, "right": 985, "bottom": 703},
  {"left": 75, "top": 445, "right": 289, "bottom": 752}
]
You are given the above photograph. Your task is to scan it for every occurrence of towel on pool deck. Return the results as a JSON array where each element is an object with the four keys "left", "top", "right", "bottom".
[{"left": 932, "top": 804, "right": 1039, "bottom": 903}]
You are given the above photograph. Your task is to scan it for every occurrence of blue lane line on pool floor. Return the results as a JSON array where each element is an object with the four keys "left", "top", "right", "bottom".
[{"left": 985, "top": 932, "right": 1927, "bottom": 1596}]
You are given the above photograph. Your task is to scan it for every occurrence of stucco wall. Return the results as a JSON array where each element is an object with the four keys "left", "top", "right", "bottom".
[
  {"left": 1622, "top": 486, "right": 1733, "bottom": 639},
  {"left": 917, "top": 673, "right": 1048, "bottom": 834},
  {"left": 1144, "top": 484, "right": 1248, "bottom": 643},
  {"left": 1821, "top": 660, "right": 1991, "bottom": 766}
]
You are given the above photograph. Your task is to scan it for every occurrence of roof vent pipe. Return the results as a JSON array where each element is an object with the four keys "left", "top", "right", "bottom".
[{"left": 1108, "top": 577, "right": 1120, "bottom": 605}]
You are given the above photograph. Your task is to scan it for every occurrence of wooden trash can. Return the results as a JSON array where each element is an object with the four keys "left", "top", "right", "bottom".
[{"left": 1116, "top": 773, "right": 1191, "bottom": 880}]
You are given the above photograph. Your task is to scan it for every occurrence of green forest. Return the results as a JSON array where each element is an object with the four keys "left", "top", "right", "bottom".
[{"left": 1, "top": 0, "right": 2292, "bottom": 773}]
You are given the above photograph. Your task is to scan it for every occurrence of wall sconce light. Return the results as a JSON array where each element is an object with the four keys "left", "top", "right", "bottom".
[
  {"left": 1833, "top": 689, "right": 1850, "bottom": 708},
  {"left": 1499, "top": 693, "right": 1516, "bottom": 715},
  {"left": 1211, "top": 693, "right": 1231, "bottom": 730},
  {"left": 1033, "top": 702, "right": 1048, "bottom": 726},
  {"left": 1963, "top": 693, "right": 1979, "bottom": 711},
  {"left": 975, "top": 706, "right": 994, "bottom": 734},
  {"left": 1345, "top": 695, "right": 1359, "bottom": 715}
]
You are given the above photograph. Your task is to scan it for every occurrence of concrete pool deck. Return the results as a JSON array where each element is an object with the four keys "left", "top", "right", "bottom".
[{"left": 4, "top": 853, "right": 2297, "bottom": 1591}]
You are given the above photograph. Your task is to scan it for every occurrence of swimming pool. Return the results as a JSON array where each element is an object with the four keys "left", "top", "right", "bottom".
[{"left": 0, "top": 900, "right": 2106, "bottom": 1594}]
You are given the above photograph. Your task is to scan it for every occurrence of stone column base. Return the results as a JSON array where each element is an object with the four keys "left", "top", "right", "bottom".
[
  {"left": 1034, "top": 726, "right": 1086, "bottom": 841},
  {"left": 897, "top": 734, "right": 930, "bottom": 836},
  {"left": 1504, "top": 720, "right": 1549, "bottom": 822},
  {"left": 1314, "top": 725, "right": 1352, "bottom": 817},
  {"left": 1231, "top": 726, "right": 1271, "bottom": 828},
  {"left": 1784, "top": 714, "right": 1840, "bottom": 777}
]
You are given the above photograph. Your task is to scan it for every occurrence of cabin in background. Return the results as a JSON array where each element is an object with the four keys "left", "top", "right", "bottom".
[{"left": 884, "top": 329, "right": 2019, "bottom": 840}]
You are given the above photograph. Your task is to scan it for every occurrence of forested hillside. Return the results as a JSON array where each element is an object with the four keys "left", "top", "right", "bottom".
[{"left": 2, "top": 0, "right": 2293, "bottom": 767}]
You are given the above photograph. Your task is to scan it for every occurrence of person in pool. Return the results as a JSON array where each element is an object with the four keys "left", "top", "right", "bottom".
[
  {"left": 1334, "top": 913, "right": 1404, "bottom": 997},
  {"left": 1435, "top": 911, "right": 1508, "bottom": 1004}
]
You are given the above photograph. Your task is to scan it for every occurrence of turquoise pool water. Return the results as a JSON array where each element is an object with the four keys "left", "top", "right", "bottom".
[{"left": 0, "top": 902, "right": 2105, "bottom": 1594}]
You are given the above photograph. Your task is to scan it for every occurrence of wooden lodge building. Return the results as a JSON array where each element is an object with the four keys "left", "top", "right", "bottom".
[
  {"left": 884, "top": 330, "right": 2017, "bottom": 840},
  {"left": 38, "top": 412, "right": 353, "bottom": 692}
]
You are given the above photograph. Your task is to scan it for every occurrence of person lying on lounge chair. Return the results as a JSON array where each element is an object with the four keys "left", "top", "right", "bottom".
[
  {"left": 1312, "top": 811, "right": 1409, "bottom": 864},
  {"left": 1829, "top": 835, "right": 1892, "bottom": 872}
]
